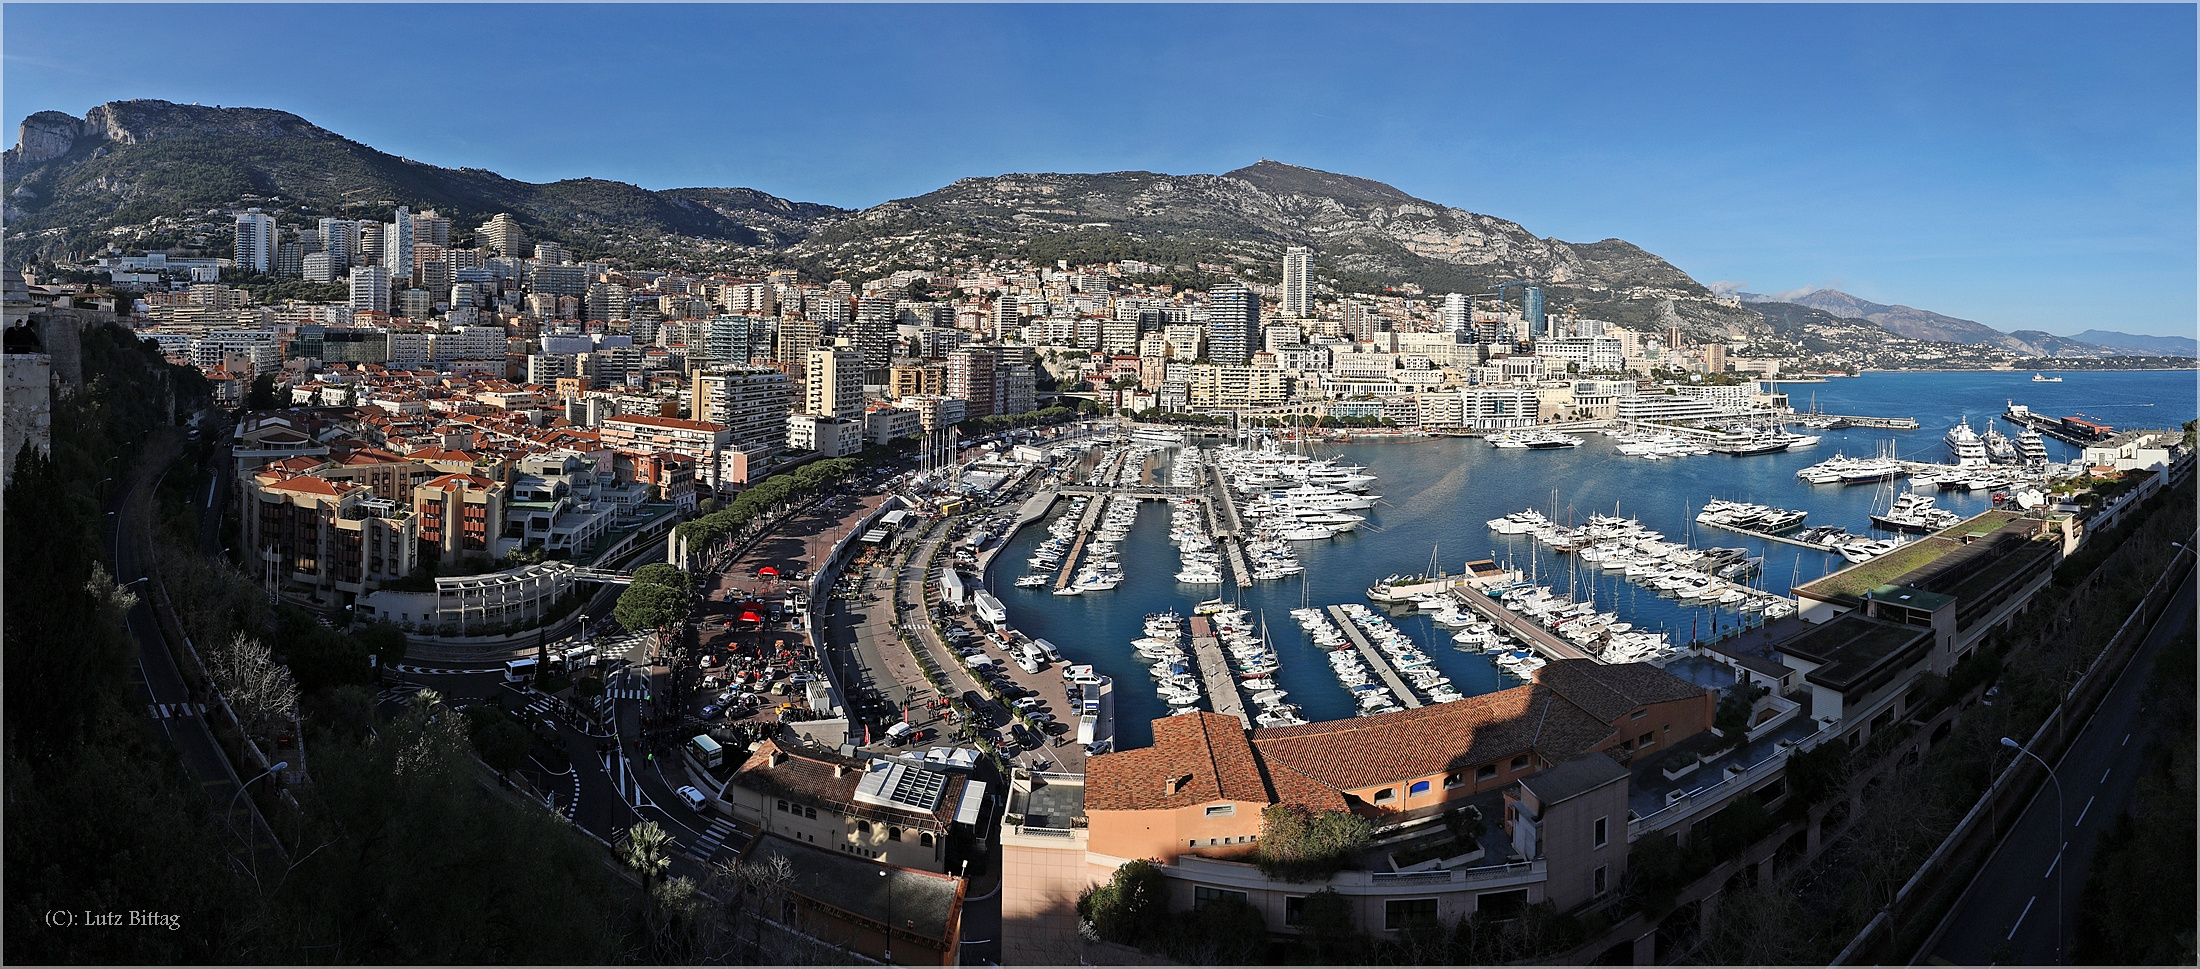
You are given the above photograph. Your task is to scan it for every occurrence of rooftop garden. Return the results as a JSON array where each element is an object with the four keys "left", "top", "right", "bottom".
[{"left": 1801, "top": 537, "right": 1962, "bottom": 602}]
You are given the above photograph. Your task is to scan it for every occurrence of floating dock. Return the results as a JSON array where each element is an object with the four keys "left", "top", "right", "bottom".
[
  {"left": 1323, "top": 606, "right": 1424, "bottom": 708},
  {"left": 1186, "top": 617, "right": 1248, "bottom": 728},
  {"left": 1446, "top": 586, "right": 1594, "bottom": 663},
  {"left": 1695, "top": 518, "right": 1840, "bottom": 551}
]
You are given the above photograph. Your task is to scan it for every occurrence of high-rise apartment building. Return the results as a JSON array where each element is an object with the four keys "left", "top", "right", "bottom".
[
  {"left": 385, "top": 207, "right": 415, "bottom": 285},
  {"left": 234, "top": 210, "right": 277, "bottom": 273},
  {"left": 1206, "top": 284, "right": 1260, "bottom": 366},
  {"left": 1522, "top": 285, "right": 1546, "bottom": 338},
  {"left": 348, "top": 266, "right": 391, "bottom": 314},
  {"left": 1281, "top": 246, "right": 1312, "bottom": 318},
  {"left": 805, "top": 346, "right": 865, "bottom": 420},
  {"left": 481, "top": 213, "right": 527, "bottom": 257},
  {"left": 850, "top": 296, "right": 898, "bottom": 371},
  {"left": 945, "top": 346, "right": 999, "bottom": 418},
  {"left": 1443, "top": 293, "right": 1470, "bottom": 333},
  {"left": 689, "top": 365, "right": 793, "bottom": 460},
  {"left": 317, "top": 218, "right": 358, "bottom": 270}
]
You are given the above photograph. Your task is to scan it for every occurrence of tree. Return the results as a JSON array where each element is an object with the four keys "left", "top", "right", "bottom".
[
  {"left": 622, "top": 820, "right": 676, "bottom": 934},
  {"left": 614, "top": 581, "right": 690, "bottom": 634},
  {"left": 629, "top": 563, "right": 691, "bottom": 592},
  {"left": 244, "top": 373, "right": 279, "bottom": 411},
  {"left": 1077, "top": 858, "right": 1170, "bottom": 946},
  {"left": 1297, "top": 889, "right": 1363, "bottom": 963},
  {"left": 352, "top": 621, "right": 408, "bottom": 671},
  {"left": 464, "top": 706, "right": 533, "bottom": 773},
  {"left": 1253, "top": 804, "right": 1373, "bottom": 882},
  {"left": 208, "top": 632, "right": 299, "bottom": 741}
]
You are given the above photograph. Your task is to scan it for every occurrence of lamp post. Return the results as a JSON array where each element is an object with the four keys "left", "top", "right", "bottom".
[
  {"left": 228, "top": 760, "right": 289, "bottom": 843},
  {"left": 2002, "top": 737, "right": 2063, "bottom": 961},
  {"left": 879, "top": 867, "right": 893, "bottom": 963}
]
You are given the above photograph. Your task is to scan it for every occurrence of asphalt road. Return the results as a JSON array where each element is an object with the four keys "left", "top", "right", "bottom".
[
  {"left": 111, "top": 426, "right": 287, "bottom": 870},
  {"left": 1923, "top": 555, "right": 2196, "bottom": 965}
]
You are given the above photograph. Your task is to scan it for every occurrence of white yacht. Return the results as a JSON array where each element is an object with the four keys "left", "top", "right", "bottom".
[{"left": 1945, "top": 418, "right": 1990, "bottom": 468}]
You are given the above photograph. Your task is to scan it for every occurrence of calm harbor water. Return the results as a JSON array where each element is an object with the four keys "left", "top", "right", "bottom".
[{"left": 988, "top": 370, "right": 2197, "bottom": 748}]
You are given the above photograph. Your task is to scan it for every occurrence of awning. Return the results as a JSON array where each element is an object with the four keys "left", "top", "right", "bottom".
[
  {"left": 955, "top": 779, "right": 988, "bottom": 826},
  {"left": 738, "top": 611, "right": 763, "bottom": 623},
  {"left": 757, "top": 565, "right": 779, "bottom": 577},
  {"left": 859, "top": 528, "right": 889, "bottom": 544}
]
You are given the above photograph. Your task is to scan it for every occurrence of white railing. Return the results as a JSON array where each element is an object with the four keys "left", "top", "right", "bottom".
[{"left": 1629, "top": 722, "right": 1838, "bottom": 840}]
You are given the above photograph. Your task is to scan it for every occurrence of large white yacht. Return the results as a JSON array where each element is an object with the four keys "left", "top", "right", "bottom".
[{"left": 1945, "top": 418, "right": 1990, "bottom": 468}]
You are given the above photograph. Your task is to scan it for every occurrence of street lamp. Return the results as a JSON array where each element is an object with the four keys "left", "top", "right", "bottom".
[
  {"left": 228, "top": 760, "right": 289, "bottom": 841},
  {"left": 879, "top": 868, "right": 893, "bottom": 964},
  {"left": 2001, "top": 737, "right": 2063, "bottom": 961}
]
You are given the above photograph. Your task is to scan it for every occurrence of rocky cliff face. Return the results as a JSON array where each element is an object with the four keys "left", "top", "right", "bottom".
[{"left": 7, "top": 100, "right": 331, "bottom": 171}]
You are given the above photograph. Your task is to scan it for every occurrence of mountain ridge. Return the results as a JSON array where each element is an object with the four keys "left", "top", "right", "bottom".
[{"left": 1737, "top": 287, "right": 2131, "bottom": 358}]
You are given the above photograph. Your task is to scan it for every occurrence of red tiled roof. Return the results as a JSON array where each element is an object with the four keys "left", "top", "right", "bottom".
[
  {"left": 1249, "top": 684, "right": 1617, "bottom": 792},
  {"left": 1086, "top": 712, "right": 1271, "bottom": 811},
  {"left": 1532, "top": 660, "right": 1710, "bottom": 725},
  {"left": 263, "top": 474, "right": 355, "bottom": 497}
]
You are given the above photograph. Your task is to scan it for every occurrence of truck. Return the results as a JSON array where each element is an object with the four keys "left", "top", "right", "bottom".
[{"left": 686, "top": 734, "right": 724, "bottom": 769}]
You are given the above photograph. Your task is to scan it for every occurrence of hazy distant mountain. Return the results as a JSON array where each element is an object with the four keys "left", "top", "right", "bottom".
[
  {"left": 1737, "top": 287, "right": 2128, "bottom": 357},
  {"left": 2065, "top": 329, "right": 2197, "bottom": 357}
]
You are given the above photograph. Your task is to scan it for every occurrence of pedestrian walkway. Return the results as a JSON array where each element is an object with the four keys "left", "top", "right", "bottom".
[
  {"left": 694, "top": 816, "right": 746, "bottom": 860},
  {"left": 147, "top": 701, "right": 207, "bottom": 720}
]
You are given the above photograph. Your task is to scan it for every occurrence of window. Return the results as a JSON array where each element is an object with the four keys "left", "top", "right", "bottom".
[
  {"left": 1194, "top": 886, "right": 1249, "bottom": 909},
  {"left": 1594, "top": 865, "right": 1609, "bottom": 896},
  {"left": 1204, "top": 804, "right": 1235, "bottom": 817},
  {"left": 1475, "top": 764, "right": 1497, "bottom": 782},
  {"left": 1443, "top": 772, "right": 1463, "bottom": 789},
  {"left": 1385, "top": 898, "right": 1439, "bottom": 931},
  {"left": 1373, "top": 787, "right": 1397, "bottom": 803},
  {"left": 1409, "top": 780, "right": 1431, "bottom": 797},
  {"left": 920, "top": 832, "right": 934, "bottom": 847},
  {"left": 804, "top": 807, "right": 816, "bottom": 820},
  {"left": 1638, "top": 731, "right": 1655, "bottom": 748},
  {"left": 1510, "top": 755, "right": 1530, "bottom": 772},
  {"left": 854, "top": 819, "right": 870, "bottom": 834},
  {"left": 1630, "top": 709, "right": 1647, "bottom": 720},
  {"left": 776, "top": 799, "right": 788, "bottom": 813},
  {"left": 888, "top": 826, "right": 902, "bottom": 842},
  {"left": 1477, "top": 888, "right": 1528, "bottom": 921},
  {"left": 1593, "top": 816, "right": 1608, "bottom": 848},
  {"left": 1284, "top": 896, "right": 1308, "bottom": 926}
]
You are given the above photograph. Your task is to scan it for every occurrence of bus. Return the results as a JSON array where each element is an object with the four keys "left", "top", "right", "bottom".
[
  {"left": 686, "top": 734, "right": 724, "bottom": 769},
  {"left": 503, "top": 657, "right": 539, "bottom": 682}
]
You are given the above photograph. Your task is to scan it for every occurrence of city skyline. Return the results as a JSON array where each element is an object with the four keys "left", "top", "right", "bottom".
[{"left": 5, "top": 3, "right": 2194, "bottom": 337}]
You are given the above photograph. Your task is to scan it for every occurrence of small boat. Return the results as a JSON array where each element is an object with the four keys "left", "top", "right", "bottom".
[
  {"left": 1013, "top": 575, "right": 1048, "bottom": 588},
  {"left": 2032, "top": 373, "right": 2063, "bottom": 383}
]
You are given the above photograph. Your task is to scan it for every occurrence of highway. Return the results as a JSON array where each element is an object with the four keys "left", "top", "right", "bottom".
[{"left": 1921, "top": 555, "right": 2196, "bottom": 965}]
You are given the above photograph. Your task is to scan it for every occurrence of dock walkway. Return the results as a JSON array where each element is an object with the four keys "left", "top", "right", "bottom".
[
  {"left": 1323, "top": 606, "right": 1424, "bottom": 708},
  {"left": 1186, "top": 617, "right": 1248, "bottom": 728},
  {"left": 1447, "top": 586, "right": 1594, "bottom": 662},
  {"left": 1696, "top": 518, "right": 1838, "bottom": 551}
]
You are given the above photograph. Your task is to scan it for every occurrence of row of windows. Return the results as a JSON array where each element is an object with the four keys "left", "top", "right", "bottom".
[
  {"left": 1369, "top": 755, "right": 1536, "bottom": 804},
  {"left": 1187, "top": 835, "right": 1255, "bottom": 847},
  {"left": 775, "top": 801, "right": 934, "bottom": 846}
]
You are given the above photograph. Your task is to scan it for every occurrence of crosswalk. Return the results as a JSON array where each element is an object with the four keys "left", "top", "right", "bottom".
[
  {"left": 376, "top": 682, "right": 425, "bottom": 704},
  {"left": 392, "top": 665, "right": 497, "bottom": 676},
  {"left": 147, "top": 702, "right": 207, "bottom": 720},
  {"left": 520, "top": 695, "right": 558, "bottom": 720},
  {"left": 693, "top": 816, "right": 745, "bottom": 860}
]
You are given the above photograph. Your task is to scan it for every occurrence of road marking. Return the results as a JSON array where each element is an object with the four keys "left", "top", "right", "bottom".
[
  {"left": 2102, "top": 767, "right": 2113, "bottom": 784},
  {"left": 2045, "top": 849, "right": 2060, "bottom": 878},
  {"left": 2123, "top": 732, "right": 2131, "bottom": 746},
  {"left": 2075, "top": 795, "right": 2095, "bottom": 826},
  {"left": 2009, "top": 896, "right": 2036, "bottom": 939}
]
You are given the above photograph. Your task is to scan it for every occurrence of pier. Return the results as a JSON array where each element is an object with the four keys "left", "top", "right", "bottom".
[
  {"left": 1695, "top": 518, "right": 1841, "bottom": 552},
  {"left": 1446, "top": 586, "right": 1595, "bottom": 663},
  {"left": 1186, "top": 617, "right": 1248, "bottom": 728},
  {"left": 1323, "top": 606, "right": 1424, "bottom": 708},
  {"left": 2002, "top": 406, "right": 2108, "bottom": 447},
  {"left": 1817, "top": 414, "right": 1920, "bottom": 429}
]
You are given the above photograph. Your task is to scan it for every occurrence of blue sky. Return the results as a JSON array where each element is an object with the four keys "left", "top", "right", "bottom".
[{"left": 7, "top": 4, "right": 2194, "bottom": 338}]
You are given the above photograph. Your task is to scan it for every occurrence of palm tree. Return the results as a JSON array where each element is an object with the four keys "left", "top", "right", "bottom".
[{"left": 623, "top": 820, "right": 675, "bottom": 929}]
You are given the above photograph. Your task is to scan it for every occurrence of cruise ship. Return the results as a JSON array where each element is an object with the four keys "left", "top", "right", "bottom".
[{"left": 1944, "top": 418, "right": 1990, "bottom": 468}]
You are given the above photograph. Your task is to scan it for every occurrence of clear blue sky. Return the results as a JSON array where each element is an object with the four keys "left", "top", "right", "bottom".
[{"left": 7, "top": 4, "right": 2194, "bottom": 338}]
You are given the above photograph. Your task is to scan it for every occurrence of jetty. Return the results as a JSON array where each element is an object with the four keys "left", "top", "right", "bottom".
[
  {"left": 1185, "top": 617, "right": 1248, "bottom": 728},
  {"left": 1323, "top": 606, "right": 1423, "bottom": 708},
  {"left": 1446, "top": 586, "right": 1594, "bottom": 663},
  {"left": 1694, "top": 518, "right": 1839, "bottom": 551}
]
